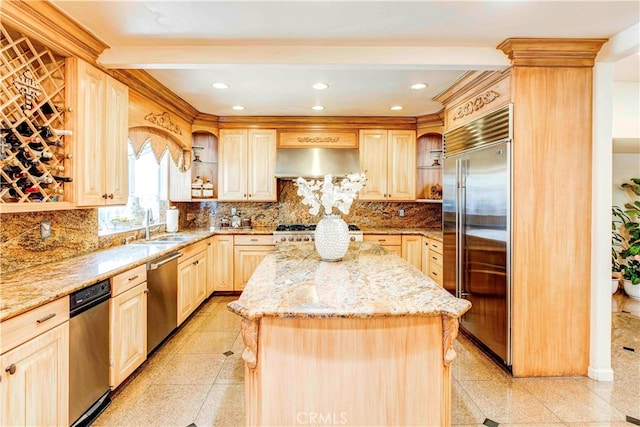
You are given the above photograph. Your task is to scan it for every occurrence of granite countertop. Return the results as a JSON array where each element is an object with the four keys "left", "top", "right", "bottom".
[
  {"left": 227, "top": 241, "right": 469, "bottom": 320},
  {"left": 1, "top": 225, "right": 442, "bottom": 322},
  {"left": 360, "top": 228, "right": 443, "bottom": 241}
]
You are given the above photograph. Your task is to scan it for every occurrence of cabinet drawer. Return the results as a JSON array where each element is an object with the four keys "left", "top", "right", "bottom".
[
  {"left": 234, "top": 235, "right": 274, "bottom": 246},
  {"left": 429, "top": 239, "right": 443, "bottom": 254},
  {"left": 112, "top": 264, "right": 147, "bottom": 296},
  {"left": 1, "top": 296, "right": 69, "bottom": 354},
  {"left": 363, "top": 234, "right": 402, "bottom": 246},
  {"left": 429, "top": 263, "right": 443, "bottom": 285},
  {"left": 429, "top": 251, "right": 443, "bottom": 267},
  {"left": 180, "top": 240, "right": 208, "bottom": 261}
]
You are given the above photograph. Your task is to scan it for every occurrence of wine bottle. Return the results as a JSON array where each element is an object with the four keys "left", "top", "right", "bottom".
[
  {"left": 51, "top": 175, "right": 72, "bottom": 182},
  {"left": 16, "top": 176, "right": 54, "bottom": 186},
  {"left": 8, "top": 187, "right": 40, "bottom": 197},
  {"left": 17, "top": 148, "right": 54, "bottom": 162}
]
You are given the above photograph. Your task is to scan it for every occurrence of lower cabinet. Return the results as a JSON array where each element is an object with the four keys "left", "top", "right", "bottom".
[
  {"left": 213, "top": 235, "right": 234, "bottom": 291},
  {"left": 422, "top": 237, "right": 430, "bottom": 275},
  {"left": 234, "top": 235, "right": 274, "bottom": 291},
  {"left": 0, "top": 322, "right": 69, "bottom": 427},
  {"left": 401, "top": 235, "right": 422, "bottom": 270},
  {"left": 363, "top": 234, "right": 402, "bottom": 256},
  {"left": 177, "top": 247, "right": 207, "bottom": 325},
  {"left": 110, "top": 280, "right": 147, "bottom": 388},
  {"left": 427, "top": 238, "right": 443, "bottom": 286}
]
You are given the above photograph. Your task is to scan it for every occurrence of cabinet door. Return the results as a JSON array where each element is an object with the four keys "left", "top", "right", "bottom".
[
  {"left": 387, "top": 130, "right": 416, "bottom": 200},
  {"left": 248, "top": 129, "right": 276, "bottom": 201},
  {"left": 385, "top": 245, "right": 402, "bottom": 257},
  {"left": 359, "top": 129, "right": 388, "bottom": 200},
  {"left": 177, "top": 260, "right": 195, "bottom": 325},
  {"left": 193, "top": 250, "right": 208, "bottom": 307},
  {"left": 213, "top": 235, "right": 234, "bottom": 291},
  {"left": 206, "top": 238, "right": 215, "bottom": 297},
  {"left": 104, "top": 76, "right": 129, "bottom": 205},
  {"left": 421, "top": 237, "right": 430, "bottom": 275},
  {"left": 233, "top": 245, "right": 272, "bottom": 291},
  {"left": 0, "top": 322, "right": 69, "bottom": 427},
  {"left": 110, "top": 282, "right": 147, "bottom": 388},
  {"left": 218, "top": 129, "right": 248, "bottom": 200},
  {"left": 401, "top": 235, "right": 422, "bottom": 270},
  {"left": 74, "top": 58, "right": 106, "bottom": 206}
]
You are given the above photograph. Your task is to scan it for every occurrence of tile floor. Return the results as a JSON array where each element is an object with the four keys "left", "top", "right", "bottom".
[{"left": 93, "top": 295, "right": 639, "bottom": 427}]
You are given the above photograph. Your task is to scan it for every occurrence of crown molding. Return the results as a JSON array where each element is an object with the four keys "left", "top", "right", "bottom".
[
  {"left": 497, "top": 38, "right": 608, "bottom": 67},
  {"left": 218, "top": 116, "right": 417, "bottom": 131}
]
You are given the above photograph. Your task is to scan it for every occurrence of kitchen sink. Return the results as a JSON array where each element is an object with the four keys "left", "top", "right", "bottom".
[{"left": 131, "top": 235, "right": 193, "bottom": 245}]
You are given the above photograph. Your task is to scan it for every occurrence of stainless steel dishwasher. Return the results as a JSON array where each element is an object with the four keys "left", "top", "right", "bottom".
[
  {"left": 69, "top": 279, "right": 111, "bottom": 427},
  {"left": 147, "top": 251, "right": 182, "bottom": 354}
]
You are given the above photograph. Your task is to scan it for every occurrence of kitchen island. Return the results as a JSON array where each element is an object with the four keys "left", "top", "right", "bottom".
[{"left": 228, "top": 242, "right": 470, "bottom": 426}]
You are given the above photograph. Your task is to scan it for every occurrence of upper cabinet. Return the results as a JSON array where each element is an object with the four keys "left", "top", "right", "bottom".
[
  {"left": 169, "top": 131, "right": 219, "bottom": 201},
  {"left": 416, "top": 133, "right": 443, "bottom": 202},
  {"left": 66, "top": 57, "right": 129, "bottom": 206},
  {"left": 359, "top": 129, "right": 416, "bottom": 201},
  {"left": 218, "top": 129, "right": 276, "bottom": 201}
]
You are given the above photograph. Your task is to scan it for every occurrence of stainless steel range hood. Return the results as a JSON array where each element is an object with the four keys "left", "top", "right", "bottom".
[{"left": 275, "top": 148, "right": 361, "bottom": 179}]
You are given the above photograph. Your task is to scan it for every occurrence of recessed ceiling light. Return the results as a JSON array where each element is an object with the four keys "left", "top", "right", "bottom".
[
  {"left": 410, "top": 83, "right": 428, "bottom": 90},
  {"left": 212, "top": 82, "right": 229, "bottom": 89},
  {"left": 312, "top": 83, "right": 329, "bottom": 90},
  {"left": 312, "top": 105, "right": 325, "bottom": 111},
  {"left": 232, "top": 105, "right": 245, "bottom": 111},
  {"left": 390, "top": 105, "right": 403, "bottom": 111}
]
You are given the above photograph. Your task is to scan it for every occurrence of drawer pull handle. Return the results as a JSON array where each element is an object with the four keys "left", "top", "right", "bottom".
[
  {"left": 378, "top": 239, "right": 386, "bottom": 242},
  {"left": 432, "top": 256, "right": 437, "bottom": 261},
  {"left": 5, "top": 364, "right": 16, "bottom": 375},
  {"left": 128, "top": 275, "right": 139, "bottom": 281},
  {"left": 250, "top": 239, "right": 258, "bottom": 242},
  {"left": 432, "top": 272, "right": 438, "bottom": 276},
  {"left": 36, "top": 313, "right": 56, "bottom": 323}
]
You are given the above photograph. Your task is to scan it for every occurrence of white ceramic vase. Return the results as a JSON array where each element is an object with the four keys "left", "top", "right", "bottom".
[
  {"left": 315, "top": 214, "right": 350, "bottom": 262},
  {"left": 612, "top": 278, "right": 620, "bottom": 294},
  {"left": 623, "top": 279, "right": 640, "bottom": 300}
]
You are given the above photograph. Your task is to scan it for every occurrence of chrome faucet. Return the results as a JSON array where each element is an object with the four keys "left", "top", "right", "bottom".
[{"left": 145, "top": 208, "right": 153, "bottom": 240}]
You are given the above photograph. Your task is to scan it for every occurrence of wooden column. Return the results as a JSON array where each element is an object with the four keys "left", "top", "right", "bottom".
[{"left": 497, "top": 38, "right": 607, "bottom": 377}]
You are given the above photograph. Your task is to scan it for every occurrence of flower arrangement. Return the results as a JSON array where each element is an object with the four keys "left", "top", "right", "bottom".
[{"left": 295, "top": 173, "right": 367, "bottom": 216}]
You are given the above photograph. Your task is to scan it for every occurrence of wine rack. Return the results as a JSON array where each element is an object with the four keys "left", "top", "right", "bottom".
[{"left": 0, "top": 24, "right": 71, "bottom": 206}]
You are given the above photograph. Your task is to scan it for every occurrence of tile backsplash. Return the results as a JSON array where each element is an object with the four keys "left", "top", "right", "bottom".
[{"left": 1, "top": 182, "right": 441, "bottom": 274}]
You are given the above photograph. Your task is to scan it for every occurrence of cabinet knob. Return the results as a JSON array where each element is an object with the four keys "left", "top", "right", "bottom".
[
  {"left": 102, "top": 193, "right": 108, "bottom": 199},
  {"left": 108, "top": 193, "right": 114, "bottom": 199},
  {"left": 144, "top": 289, "right": 149, "bottom": 294},
  {"left": 5, "top": 364, "right": 16, "bottom": 375},
  {"left": 243, "top": 194, "right": 247, "bottom": 198},
  {"left": 248, "top": 194, "right": 252, "bottom": 198}
]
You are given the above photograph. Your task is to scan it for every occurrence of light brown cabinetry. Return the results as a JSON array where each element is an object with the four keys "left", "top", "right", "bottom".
[
  {"left": 170, "top": 132, "right": 219, "bottom": 201},
  {"left": 213, "top": 235, "right": 235, "bottom": 292},
  {"left": 177, "top": 242, "right": 208, "bottom": 325},
  {"left": 401, "top": 235, "right": 422, "bottom": 270},
  {"left": 0, "top": 298, "right": 69, "bottom": 427},
  {"left": 218, "top": 129, "right": 276, "bottom": 201},
  {"left": 359, "top": 130, "right": 416, "bottom": 201},
  {"left": 110, "top": 266, "right": 147, "bottom": 388},
  {"left": 426, "top": 238, "right": 443, "bottom": 286},
  {"left": 363, "top": 234, "right": 402, "bottom": 256},
  {"left": 233, "top": 235, "right": 274, "bottom": 291},
  {"left": 206, "top": 237, "right": 215, "bottom": 297},
  {"left": 67, "top": 57, "right": 129, "bottom": 206},
  {"left": 416, "top": 134, "right": 443, "bottom": 202}
]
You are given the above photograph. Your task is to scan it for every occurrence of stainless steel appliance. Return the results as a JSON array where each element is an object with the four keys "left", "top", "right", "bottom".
[
  {"left": 147, "top": 251, "right": 182, "bottom": 354},
  {"left": 69, "top": 279, "right": 111, "bottom": 427},
  {"left": 273, "top": 223, "right": 363, "bottom": 244},
  {"left": 443, "top": 104, "right": 512, "bottom": 366}
]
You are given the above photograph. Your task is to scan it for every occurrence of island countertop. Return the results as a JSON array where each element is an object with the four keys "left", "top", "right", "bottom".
[{"left": 228, "top": 241, "right": 470, "bottom": 320}]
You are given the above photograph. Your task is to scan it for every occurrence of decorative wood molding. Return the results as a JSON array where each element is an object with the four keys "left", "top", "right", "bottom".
[
  {"left": 278, "top": 131, "right": 358, "bottom": 148},
  {"left": 219, "top": 116, "right": 417, "bottom": 131},
  {"left": 144, "top": 112, "right": 183, "bottom": 136},
  {"left": 434, "top": 69, "right": 510, "bottom": 109},
  {"left": 0, "top": 0, "right": 109, "bottom": 65},
  {"left": 109, "top": 69, "right": 199, "bottom": 124},
  {"left": 452, "top": 90, "right": 500, "bottom": 121},
  {"left": 442, "top": 315, "right": 459, "bottom": 367},
  {"left": 416, "top": 112, "right": 444, "bottom": 137},
  {"left": 192, "top": 113, "right": 219, "bottom": 137},
  {"left": 497, "top": 38, "right": 608, "bottom": 67},
  {"left": 241, "top": 318, "right": 259, "bottom": 369}
]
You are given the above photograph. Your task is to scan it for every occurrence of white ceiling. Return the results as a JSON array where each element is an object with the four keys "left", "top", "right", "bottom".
[{"left": 52, "top": 1, "right": 640, "bottom": 117}]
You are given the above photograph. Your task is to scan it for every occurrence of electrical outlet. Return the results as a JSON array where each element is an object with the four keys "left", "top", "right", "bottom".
[
  {"left": 40, "top": 220, "right": 52, "bottom": 239},
  {"left": 398, "top": 209, "right": 405, "bottom": 217}
]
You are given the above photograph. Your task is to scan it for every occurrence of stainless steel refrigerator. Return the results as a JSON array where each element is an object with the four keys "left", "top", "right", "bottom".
[{"left": 443, "top": 104, "right": 512, "bottom": 366}]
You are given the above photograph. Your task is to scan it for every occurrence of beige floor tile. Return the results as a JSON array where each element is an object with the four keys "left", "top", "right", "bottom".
[
  {"left": 230, "top": 332, "right": 245, "bottom": 353},
  {"left": 179, "top": 331, "right": 240, "bottom": 354},
  {"left": 194, "top": 384, "right": 245, "bottom": 427},
  {"left": 578, "top": 375, "right": 640, "bottom": 419},
  {"left": 566, "top": 423, "right": 638, "bottom": 427},
  {"left": 153, "top": 353, "right": 227, "bottom": 385},
  {"left": 152, "top": 327, "right": 193, "bottom": 356},
  {"left": 500, "top": 424, "right": 568, "bottom": 427},
  {"left": 198, "top": 309, "right": 243, "bottom": 332},
  {"left": 92, "top": 370, "right": 156, "bottom": 426},
  {"left": 118, "top": 383, "right": 210, "bottom": 426},
  {"left": 517, "top": 378, "right": 626, "bottom": 423},
  {"left": 215, "top": 354, "right": 245, "bottom": 384},
  {"left": 459, "top": 379, "right": 562, "bottom": 424},
  {"left": 451, "top": 336, "right": 511, "bottom": 382},
  {"left": 451, "top": 380, "right": 486, "bottom": 425}
]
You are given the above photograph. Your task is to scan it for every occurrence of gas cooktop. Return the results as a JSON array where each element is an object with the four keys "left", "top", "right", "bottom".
[
  {"left": 275, "top": 224, "right": 361, "bottom": 232},
  {"left": 273, "top": 223, "right": 363, "bottom": 243}
]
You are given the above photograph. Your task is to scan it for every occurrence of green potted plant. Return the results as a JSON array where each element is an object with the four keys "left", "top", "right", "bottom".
[{"left": 613, "top": 178, "right": 640, "bottom": 299}]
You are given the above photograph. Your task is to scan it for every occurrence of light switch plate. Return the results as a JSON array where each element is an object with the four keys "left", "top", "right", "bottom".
[
  {"left": 40, "top": 220, "right": 51, "bottom": 239},
  {"left": 398, "top": 209, "right": 405, "bottom": 217}
]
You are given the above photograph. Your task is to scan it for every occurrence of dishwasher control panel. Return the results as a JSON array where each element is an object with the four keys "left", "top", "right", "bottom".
[{"left": 70, "top": 279, "right": 111, "bottom": 315}]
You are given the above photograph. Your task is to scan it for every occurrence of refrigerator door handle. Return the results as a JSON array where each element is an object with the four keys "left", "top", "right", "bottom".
[{"left": 455, "top": 158, "right": 462, "bottom": 299}]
